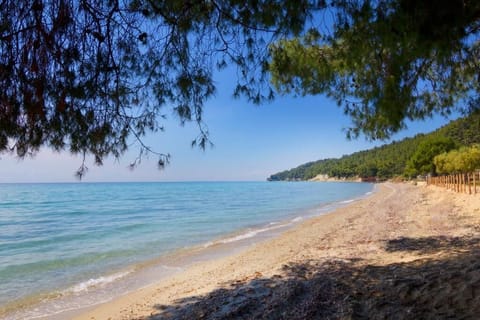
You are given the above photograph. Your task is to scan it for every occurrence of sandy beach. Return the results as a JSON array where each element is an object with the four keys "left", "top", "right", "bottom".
[{"left": 73, "top": 182, "right": 480, "bottom": 319}]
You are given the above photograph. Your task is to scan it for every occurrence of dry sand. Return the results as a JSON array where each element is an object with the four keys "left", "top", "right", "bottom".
[{"left": 74, "top": 182, "right": 480, "bottom": 320}]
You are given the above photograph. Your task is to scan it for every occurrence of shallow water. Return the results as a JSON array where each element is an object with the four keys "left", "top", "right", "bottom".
[{"left": 0, "top": 181, "right": 373, "bottom": 318}]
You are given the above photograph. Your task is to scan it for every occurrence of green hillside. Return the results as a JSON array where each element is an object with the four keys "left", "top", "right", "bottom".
[{"left": 268, "top": 112, "right": 480, "bottom": 181}]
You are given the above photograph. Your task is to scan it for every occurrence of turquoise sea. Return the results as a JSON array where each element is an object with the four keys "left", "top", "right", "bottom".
[{"left": 0, "top": 181, "right": 373, "bottom": 319}]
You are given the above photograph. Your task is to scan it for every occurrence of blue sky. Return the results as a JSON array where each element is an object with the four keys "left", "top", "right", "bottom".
[{"left": 0, "top": 70, "right": 457, "bottom": 183}]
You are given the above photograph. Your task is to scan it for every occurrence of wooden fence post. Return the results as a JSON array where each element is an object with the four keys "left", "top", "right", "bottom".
[
  {"left": 475, "top": 172, "right": 477, "bottom": 194},
  {"left": 468, "top": 173, "right": 471, "bottom": 194},
  {"left": 460, "top": 174, "right": 463, "bottom": 193}
]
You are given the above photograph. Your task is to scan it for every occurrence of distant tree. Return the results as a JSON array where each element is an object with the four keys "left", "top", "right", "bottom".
[
  {"left": 358, "top": 163, "right": 378, "bottom": 178},
  {"left": 268, "top": 114, "right": 480, "bottom": 181},
  {"left": 433, "top": 151, "right": 458, "bottom": 175},
  {"left": 405, "top": 136, "right": 457, "bottom": 176},
  {"left": 437, "top": 111, "right": 480, "bottom": 146},
  {"left": 434, "top": 145, "right": 480, "bottom": 174}
]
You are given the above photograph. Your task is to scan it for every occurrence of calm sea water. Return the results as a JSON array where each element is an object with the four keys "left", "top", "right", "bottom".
[{"left": 0, "top": 181, "right": 373, "bottom": 318}]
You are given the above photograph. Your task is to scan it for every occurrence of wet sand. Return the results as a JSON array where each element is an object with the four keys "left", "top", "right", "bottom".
[{"left": 74, "top": 182, "right": 480, "bottom": 319}]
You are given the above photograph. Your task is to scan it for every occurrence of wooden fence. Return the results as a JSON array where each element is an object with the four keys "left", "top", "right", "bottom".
[{"left": 426, "top": 172, "right": 480, "bottom": 194}]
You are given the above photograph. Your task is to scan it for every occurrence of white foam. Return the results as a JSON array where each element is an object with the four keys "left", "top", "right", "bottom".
[
  {"left": 67, "top": 271, "right": 131, "bottom": 294},
  {"left": 219, "top": 229, "right": 266, "bottom": 244},
  {"left": 203, "top": 241, "right": 214, "bottom": 248},
  {"left": 291, "top": 216, "right": 303, "bottom": 222},
  {"left": 340, "top": 199, "right": 355, "bottom": 204},
  {"left": 5, "top": 271, "right": 132, "bottom": 320},
  {"left": 204, "top": 223, "right": 288, "bottom": 247}
]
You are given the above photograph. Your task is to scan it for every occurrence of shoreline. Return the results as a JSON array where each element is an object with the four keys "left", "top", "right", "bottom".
[
  {"left": 71, "top": 182, "right": 480, "bottom": 319},
  {"left": 1, "top": 183, "right": 375, "bottom": 320}
]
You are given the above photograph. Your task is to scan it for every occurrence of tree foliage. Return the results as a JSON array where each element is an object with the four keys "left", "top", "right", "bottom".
[
  {"left": 268, "top": 136, "right": 422, "bottom": 181},
  {"left": 270, "top": 0, "right": 480, "bottom": 139},
  {"left": 404, "top": 136, "right": 456, "bottom": 176},
  {"left": 0, "top": 0, "right": 315, "bottom": 175},
  {"left": 434, "top": 145, "right": 480, "bottom": 174},
  {"left": 2, "top": 0, "right": 480, "bottom": 175},
  {"left": 268, "top": 112, "right": 480, "bottom": 181}
]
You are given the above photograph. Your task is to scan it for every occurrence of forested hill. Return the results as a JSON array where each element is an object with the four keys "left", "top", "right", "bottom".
[{"left": 268, "top": 113, "right": 480, "bottom": 181}]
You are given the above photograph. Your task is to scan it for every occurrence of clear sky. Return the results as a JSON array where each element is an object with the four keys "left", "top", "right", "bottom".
[{"left": 0, "top": 70, "right": 457, "bottom": 183}]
